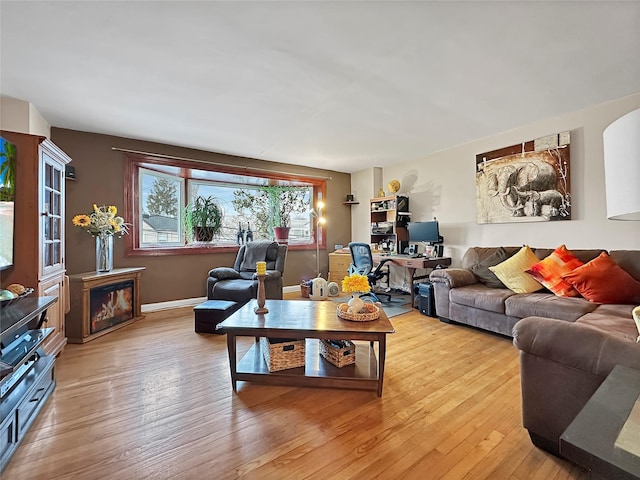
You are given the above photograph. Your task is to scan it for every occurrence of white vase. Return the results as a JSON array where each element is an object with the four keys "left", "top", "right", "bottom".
[
  {"left": 96, "top": 234, "right": 113, "bottom": 272},
  {"left": 347, "top": 294, "right": 364, "bottom": 313}
]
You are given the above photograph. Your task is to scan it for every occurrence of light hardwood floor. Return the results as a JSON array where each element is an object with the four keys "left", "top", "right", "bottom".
[{"left": 4, "top": 293, "right": 587, "bottom": 480}]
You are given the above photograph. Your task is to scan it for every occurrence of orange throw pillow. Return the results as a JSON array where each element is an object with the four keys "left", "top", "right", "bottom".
[
  {"left": 525, "top": 245, "right": 584, "bottom": 297},
  {"left": 561, "top": 252, "right": 640, "bottom": 304}
]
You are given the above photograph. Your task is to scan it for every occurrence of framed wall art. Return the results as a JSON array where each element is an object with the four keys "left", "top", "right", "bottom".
[{"left": 476, "top": 132, "right": 571, "bottom": 224}]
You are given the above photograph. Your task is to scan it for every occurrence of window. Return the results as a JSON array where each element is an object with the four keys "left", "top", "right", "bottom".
[
  {"left": 124, "top": 153, "right": 326, "bottom": 256},
  {"left": 139, "top": 168, "right": 184, "bottom": 247}
]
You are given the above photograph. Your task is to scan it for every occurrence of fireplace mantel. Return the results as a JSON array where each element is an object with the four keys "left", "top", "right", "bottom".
[{"left": 65, "top": 267, "right": 145, "bottom": 343}]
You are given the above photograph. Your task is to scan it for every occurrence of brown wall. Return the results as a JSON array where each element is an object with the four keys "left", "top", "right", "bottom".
[{"left": 51, "top": 128, "right": 353, "bottom": 305}]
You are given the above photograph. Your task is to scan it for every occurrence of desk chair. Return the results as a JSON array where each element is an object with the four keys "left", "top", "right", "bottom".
[{"left": 348, "top": 242, "right": 393, "bottom": 302}]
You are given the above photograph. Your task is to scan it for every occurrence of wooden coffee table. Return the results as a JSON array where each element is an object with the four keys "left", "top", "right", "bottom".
[{"left": 216, "top": 299, "right": 395, "bottom": 396}]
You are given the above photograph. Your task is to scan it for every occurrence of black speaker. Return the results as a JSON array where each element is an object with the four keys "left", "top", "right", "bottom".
[{"left": 65, "top": 165, "right": 76, "bottom": 179}]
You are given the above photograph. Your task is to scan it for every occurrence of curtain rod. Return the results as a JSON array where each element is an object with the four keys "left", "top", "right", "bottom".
[{"left": 111, "top": 147, "right": 333, "bottom": 180}]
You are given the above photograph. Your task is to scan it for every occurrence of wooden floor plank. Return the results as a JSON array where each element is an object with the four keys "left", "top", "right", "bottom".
[{"left": 2, "top": 294, "right": 587, "bottom": 479}]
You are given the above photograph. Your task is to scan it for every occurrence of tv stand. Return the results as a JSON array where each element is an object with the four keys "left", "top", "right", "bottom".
[{"left": 0, "top": 296, "right": 58, "bottom": 473}]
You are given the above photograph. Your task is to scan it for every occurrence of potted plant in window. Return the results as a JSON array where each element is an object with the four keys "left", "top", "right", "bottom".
[
  {"left": 232, "top": 185, "right": 307, "bottom": 243},
  {"left": 184, "top": 195, "right": 224, "bottom": 243}
]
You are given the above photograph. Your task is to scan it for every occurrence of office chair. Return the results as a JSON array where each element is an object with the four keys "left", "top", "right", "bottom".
[{"left": 348, "top": 242, "right": 393, "bottom": 302}]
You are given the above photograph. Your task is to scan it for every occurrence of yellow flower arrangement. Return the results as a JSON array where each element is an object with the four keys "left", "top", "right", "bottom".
[
  {"left": 72, "top": 204, "right": 129, "bottom": 237},
  {"left": 341, "top": 273, "right": 371, "bottom": 294}
]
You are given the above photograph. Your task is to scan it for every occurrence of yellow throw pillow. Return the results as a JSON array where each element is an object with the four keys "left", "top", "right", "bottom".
[{"left": 489, "top": 245, "right": 544, "bottom": 294}]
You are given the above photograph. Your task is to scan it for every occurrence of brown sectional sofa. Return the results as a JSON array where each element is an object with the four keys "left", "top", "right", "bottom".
[{"left": 430, "top": 246, "right": 640, "bottom": 455}]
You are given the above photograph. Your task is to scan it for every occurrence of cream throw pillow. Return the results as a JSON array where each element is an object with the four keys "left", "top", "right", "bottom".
[
  {"left": 633, "top": 306, "right": 640, "bottom": 343},
  {"left": 489, "top": 245, "right": 544, "bottom": 294}
]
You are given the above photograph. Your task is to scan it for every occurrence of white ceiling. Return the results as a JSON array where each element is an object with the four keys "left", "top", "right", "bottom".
[{"left": 1, "top": 1, "right": 639, "bottom": 173}]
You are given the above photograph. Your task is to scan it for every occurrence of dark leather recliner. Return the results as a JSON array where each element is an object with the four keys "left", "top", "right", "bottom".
[{"left": 207, "top": 240, "right": 287, "bottom": 305}]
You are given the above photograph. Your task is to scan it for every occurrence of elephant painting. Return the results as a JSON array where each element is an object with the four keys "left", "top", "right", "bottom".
[{"left": 476, "top": 143, "right": 571, "bottom": 224}]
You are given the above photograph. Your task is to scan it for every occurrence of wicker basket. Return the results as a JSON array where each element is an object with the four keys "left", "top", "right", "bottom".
[
  {"left": 260, "top": 337, "right": 305, "bottom": 372},
  {"left": 319, "top": 339, "right": 356, "bottom": 368},
  {"left": 336, "top": 302, "right": 380, "bottom": 322}
]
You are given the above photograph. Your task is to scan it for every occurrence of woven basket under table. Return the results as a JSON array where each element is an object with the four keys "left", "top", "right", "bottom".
[
  {"left": 260, "top": 337, "right": 305, "bottom": 372},
  {"left": 319, "top": 339, "right": 356, "bottom": 368}
]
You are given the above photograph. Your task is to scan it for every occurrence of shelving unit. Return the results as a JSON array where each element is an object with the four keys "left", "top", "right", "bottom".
[{"left": 370, "top": 195, "right": 409, "bottom": 254}]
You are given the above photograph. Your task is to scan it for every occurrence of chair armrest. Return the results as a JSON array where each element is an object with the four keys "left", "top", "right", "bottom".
[
  {"left": 208, "top": 267, "right": 242, "bottom": 280},
  {"left": 429, "top": 268, "right": 477, "bottom": 288},
  {"left": 253, "top": 270, "right": 282, "bottom": 280},
  {"left": 374, "top": 258, "right": 394, "bottom": 274}
]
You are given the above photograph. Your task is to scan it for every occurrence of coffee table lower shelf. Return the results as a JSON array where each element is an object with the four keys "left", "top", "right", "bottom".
[{"left": 234, "top": 340, "right": 380, "bottom": 394}]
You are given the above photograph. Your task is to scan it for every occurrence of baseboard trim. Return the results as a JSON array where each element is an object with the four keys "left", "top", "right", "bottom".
[
  {"left": 142, "top": 285, "right": 301, "bottom": 312},
  {"left": 142, "top": 297, "right": 206, "bottom": 313},
  {"left": 283, "top": 285, "right": 300, "bottom": 294}
]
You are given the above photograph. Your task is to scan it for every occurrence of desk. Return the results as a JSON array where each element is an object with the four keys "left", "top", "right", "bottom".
[{"left": 373, "top": 254, "right": 452, "bottom": 307}]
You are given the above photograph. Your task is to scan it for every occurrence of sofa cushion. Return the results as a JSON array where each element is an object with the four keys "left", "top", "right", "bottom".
[
  {"left": 450, "top": 284, "right": 516, "bottom": 314},
  {"left": 525, "top": 245, "right": 584, "bottom": 297},
  {"left": 505, "top": 293, "right": 598, "bottom": 321},
  {"left": 562, "top": 252, "right": 640, "bottom": 304},
  {"left": 576, "top": 313, "right": 638, "bottom": 341},
  {"left": 489, "top": 245, "right": 544, "bottom": 294},
  {"left": 211, "top": 278, "right": 257, "bottom": 303},
  {"left": 461, "top": 246, "right": 521, "bottom": 270},
  {"left": 469, "top": 247, "right": 510, "bottom": 288}
]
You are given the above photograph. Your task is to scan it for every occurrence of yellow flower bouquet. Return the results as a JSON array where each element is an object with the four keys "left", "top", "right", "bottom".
[
  {"left": 341, "top": 273, "right": 371, "bottom": 294},
  {"left": 72, "top": 204, "right": 129, "bottom": 237},
  {"left": 338, "top": 273, "right": 380, "bottom": 321}
]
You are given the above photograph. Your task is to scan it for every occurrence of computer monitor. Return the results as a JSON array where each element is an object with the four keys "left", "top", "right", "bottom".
[{"left": 407, "top": 221, "right": 442, "bottom": 244}]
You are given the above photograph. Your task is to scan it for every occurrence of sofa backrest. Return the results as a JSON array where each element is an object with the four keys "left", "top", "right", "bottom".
[
  {"left": 461, "top": 247, "right": 521, "bottom": 270},
  {"left": 610, "top": 250, "right": 640, "bottom": 281},
  {"left": 461, "top": 246, "right": 607, "bottom": 271},
  {"left": 532, "top": 248, "right": 605, "bottom": 264}
]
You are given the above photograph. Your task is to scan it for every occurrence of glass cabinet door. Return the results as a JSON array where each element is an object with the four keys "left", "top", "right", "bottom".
[{"left": 41, "top": 149, "right": 65, "bottom": 275}]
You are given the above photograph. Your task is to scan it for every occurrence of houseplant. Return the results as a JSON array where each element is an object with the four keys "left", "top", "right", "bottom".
[
  {"left": 232, "top": 185, "right": 307, "bottom": 242},
  {"left": 184, "top": 195, "right": 224, "bottom": 243}
]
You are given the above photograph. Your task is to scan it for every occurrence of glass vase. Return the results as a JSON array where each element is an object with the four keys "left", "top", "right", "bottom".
[{"left": 96, "top": 234, "right": 113, "bottom": 272}]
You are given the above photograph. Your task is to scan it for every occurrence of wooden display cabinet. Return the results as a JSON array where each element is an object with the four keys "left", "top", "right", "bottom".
[
  {"left": 0, "top": 131, "right": 71, "bottom": 357},
  {"left": 66, "top": 268, "right": 145, "bottom": 343}
]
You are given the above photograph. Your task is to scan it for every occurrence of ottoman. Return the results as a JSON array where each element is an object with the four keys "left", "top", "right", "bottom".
[{"left": 194, "top": 300, "right": 239, "bottom": 334}]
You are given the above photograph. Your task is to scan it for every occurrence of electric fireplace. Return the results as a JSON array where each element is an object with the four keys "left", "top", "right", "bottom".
[
  {"left": 65, "top": 267, "right": 145, "bottom": 343},
  {"left": 90, "top": 280, "right": 134, "bottom": 334}
]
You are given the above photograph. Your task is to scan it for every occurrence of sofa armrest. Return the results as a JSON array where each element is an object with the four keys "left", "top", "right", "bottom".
[
  {"left": 512, "top": 316, "right": 640, "bottom": 454},
  {"left": 429, "top": 268, "right": 477, "bottom": 288},
  {"left": 513, "top": 316, "right": 640, "bottom": 377},
  {"left": 428, "top": 268, "right": 477, "bottom": 321}
]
